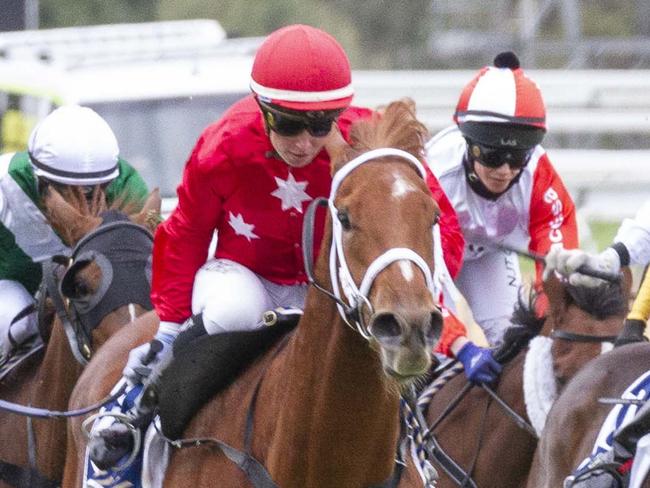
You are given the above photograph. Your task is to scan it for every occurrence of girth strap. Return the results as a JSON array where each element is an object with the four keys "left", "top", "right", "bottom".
[
  {"left": 169, "top": 435, "right": 279, "bottom": 488},
  {"left": 0, "top": 459, "right": 59, "bottom": 488}
]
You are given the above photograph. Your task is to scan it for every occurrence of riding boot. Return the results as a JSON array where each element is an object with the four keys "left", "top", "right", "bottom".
[
  {"left": 86, "top": 317, "right": 196, "bottom": 472},
  {"left": 613, "top": 400, "right": 650, "bottom": 459}
]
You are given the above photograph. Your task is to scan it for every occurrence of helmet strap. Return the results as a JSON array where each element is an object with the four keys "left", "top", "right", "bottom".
[{"left": 462, "top": 153, "right": 524, "bottom": 201}]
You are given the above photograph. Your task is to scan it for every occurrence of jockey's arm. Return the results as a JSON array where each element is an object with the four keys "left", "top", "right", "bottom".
[
  {"left": 527, "top": 155, "right": 579, "bottom": 289},
  {"left": 436, "top": 308, "right": 502, "bottom": 384},
  {"left": 423, "top": 167, "right": 465, "bottom": 279},
  {"left": 545, "top": 200, "right": 650, "bottom": 289}
]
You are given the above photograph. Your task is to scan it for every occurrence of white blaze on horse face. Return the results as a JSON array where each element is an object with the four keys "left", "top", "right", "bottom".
[
  {"left": 391, "top": 172, "right": 417, "bottom": 199},
  {"left": 399, "top": 260, "right": 415, "bottom": 282}
]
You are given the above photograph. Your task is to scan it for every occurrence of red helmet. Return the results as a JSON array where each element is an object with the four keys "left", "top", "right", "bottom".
[
  {"left": 250, "top": 24, "right": 353, "bottom": 111},
  {"left": 454, "top": 52, "right": 546, "bottom": 149}
]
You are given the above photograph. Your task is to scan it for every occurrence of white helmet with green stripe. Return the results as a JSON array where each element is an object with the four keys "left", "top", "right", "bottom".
[{"left": 28, "top": 105, "right": 119, "bottom": 185}]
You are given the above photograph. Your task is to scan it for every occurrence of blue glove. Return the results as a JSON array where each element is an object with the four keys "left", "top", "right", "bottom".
[
  {"left": 123, "top": 321, "right": 179, "bottom": 384},
  {"left": 456, "top": 341, "right": 502, "bottom": 384}
]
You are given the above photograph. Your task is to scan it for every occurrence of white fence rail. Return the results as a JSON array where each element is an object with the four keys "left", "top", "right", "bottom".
[{"left": 352, "top": 70, "right": 650, "bottom": 134}]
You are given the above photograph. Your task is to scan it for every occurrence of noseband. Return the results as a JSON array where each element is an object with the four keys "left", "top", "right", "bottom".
[
  {"left": 304, "top": 148, "right": 445, "bottom": 340},
  {"left": 41, "top": 211, "right": 154, "bottom": 364}
]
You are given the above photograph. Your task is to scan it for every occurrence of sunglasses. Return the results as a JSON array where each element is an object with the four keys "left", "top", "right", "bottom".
[
  {"left": 263, "top": 109, "right": 336, "bottom": 138},
  {"left": 468, "top": 141, "right": 533, "bottom": 170}
]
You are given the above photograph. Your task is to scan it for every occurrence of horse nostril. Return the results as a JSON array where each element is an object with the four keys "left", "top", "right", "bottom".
[
  {"left": 371, "top": 312, "right": 402, "bottom": 341},
  {"left": 426, "top": 311, "right": 443, "bottom": 341}
]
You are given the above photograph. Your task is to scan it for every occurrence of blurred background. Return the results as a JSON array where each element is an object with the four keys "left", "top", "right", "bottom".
[{"left": 2, "top": 0, "right": 650, "bottom": 256}]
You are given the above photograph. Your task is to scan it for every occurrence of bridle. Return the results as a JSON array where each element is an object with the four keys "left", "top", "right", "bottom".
[
  {"left": 303, "top": 147, "right": 447, "bottom": 340},
  {"left": 550, "top": 330, "right": 617, "bottom": 344},
  {"left": 41, "top": 211, "right": 154, "bottom": 365}
]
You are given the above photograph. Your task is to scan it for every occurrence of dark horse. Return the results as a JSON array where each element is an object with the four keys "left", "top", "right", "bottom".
[
  {"left": 0, "top": 186, "right": 160, "bottom": 487},
  {"left": 528, "top": 342, "right": 650, "bottom": 488},
  {"left": 65, "top": 100, "right": 447, "bottom": 487},
  {"left": 398, "top": 271, "right": 630, "bottom": 488}
]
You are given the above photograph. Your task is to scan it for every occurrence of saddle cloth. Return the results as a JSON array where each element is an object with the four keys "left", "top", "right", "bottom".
[{"left": 575, "top": 370, "right": 650, "bottom": 474}]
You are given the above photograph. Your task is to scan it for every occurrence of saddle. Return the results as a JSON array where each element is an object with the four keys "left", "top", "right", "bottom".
[{"left": 156, "top": 313, "right": 300, "bottom": 440}]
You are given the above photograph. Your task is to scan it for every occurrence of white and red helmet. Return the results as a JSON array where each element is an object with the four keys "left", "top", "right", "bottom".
[
  {"left": 454, "top": 52, "right": 546, "bottom": 150},
  {"left": 250, "top": 24, "right": 353, "bottom": 112}
]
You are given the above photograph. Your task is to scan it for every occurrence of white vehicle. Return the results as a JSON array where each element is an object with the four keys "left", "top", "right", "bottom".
[{"left": 0, "top": 20, "right": 261, "bottom": 210}]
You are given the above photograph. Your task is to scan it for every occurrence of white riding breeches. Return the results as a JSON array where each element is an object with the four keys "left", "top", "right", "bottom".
[
  {"left": 191, "top": 259, "right": 308, "bottom": 335},
  {"left": 455, "top": 249, "right": 522, "bottom": 346},
  {"left": 0, "top": 280, "right": 38, "bottom": 361}
]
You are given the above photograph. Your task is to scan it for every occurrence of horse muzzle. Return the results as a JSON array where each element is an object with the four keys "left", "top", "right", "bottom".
[{"left": 369, "top": 308, "right": 442, "bottom": 382}]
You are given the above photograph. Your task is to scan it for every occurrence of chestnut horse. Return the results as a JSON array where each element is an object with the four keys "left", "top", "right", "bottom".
[
  {"left": 0, "top": 186, "right": 160, "bottom": 487},
  {"left": 528, "top": 342, "right": 650, "bottom": 488},
  {"left": 398, "top": 272, "right": 630, "bottom": 488},
  {"left": 65, "top": 101, "right": 446, "bottom": 487}
]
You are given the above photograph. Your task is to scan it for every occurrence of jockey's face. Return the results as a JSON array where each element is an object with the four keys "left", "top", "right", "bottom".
[
  {"left": 472, "top": 159, "right": 522, "bottom": 194},
  {"left": 269, "top": 127, "right": 333, "bottom": 168}
]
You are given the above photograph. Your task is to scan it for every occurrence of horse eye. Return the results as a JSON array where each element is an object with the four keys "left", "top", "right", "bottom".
[{"left": 337, "top": 210, "right": 352, "bottom": 230}]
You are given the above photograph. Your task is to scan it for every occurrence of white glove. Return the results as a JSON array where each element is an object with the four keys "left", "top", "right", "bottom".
[
  {"left": 123, "top": 321, "right": 180, "bottom": 384},
  {"left": 544, "top": 246, "right": 620, "bottom": 288}
]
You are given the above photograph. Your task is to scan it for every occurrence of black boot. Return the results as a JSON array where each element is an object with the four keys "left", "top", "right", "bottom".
[
  {"left": 613, "top": 400, "right": 650, "bottom": 459},
  {"left": 88, "top": 423, "right": 135, "bottom": 470}
]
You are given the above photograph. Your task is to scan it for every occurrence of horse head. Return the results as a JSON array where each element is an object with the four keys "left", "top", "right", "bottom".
[
  {"left": 41, "top": 185, "right": 161, "bottom": 360},
  {"left": 323, "top": 100, "right": 443, "bottom": 384},
  {"left": 544, "top": 271, "right": 630, "bottom": 387}
]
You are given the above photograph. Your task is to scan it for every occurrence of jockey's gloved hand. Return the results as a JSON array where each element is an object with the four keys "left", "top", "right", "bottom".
[
  {"left": 544, "top": 246, "right": 621, "bottom": 288},
  {"left": 123, "top": 321, "right": 179, "bottom": 384},
  {"left": 615, "top": 319, "right": 648, "bottom": 348},
  {"left": 456, "top": 341, "right": 502, "bottom": 384}
]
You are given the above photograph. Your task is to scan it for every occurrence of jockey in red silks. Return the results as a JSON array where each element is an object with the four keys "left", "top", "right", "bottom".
[
  {"left": 88, "top": 24, "right": 488, "bottom": 471},
  {"left": 426, "top": 52, "right": 579, "bottom": 350}
]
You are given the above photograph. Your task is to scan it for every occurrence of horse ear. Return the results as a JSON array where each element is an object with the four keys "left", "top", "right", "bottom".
[
  {"left": 131, "top": 188, "right": 162, "bottom": 233},
  {"left": 543, "top": 273, "right": 569, "bottom": 324},
  {"left": 43, "top": 186, "right": 101, "bottom": 245}
]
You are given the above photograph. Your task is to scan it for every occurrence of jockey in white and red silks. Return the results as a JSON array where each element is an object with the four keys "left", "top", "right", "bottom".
[{"left": 426, "top": 51, "right": 579, "bottom": 351}]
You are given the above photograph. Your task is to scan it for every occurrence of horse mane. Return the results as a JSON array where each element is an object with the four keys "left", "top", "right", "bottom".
[
  {"left": 46, "top": 186, "right": 148, "bottom": 245},
  {"left": 494, "top": 286, "right": 545, "bottom": 363},
  {"left": 336, "top": 98, "right": 429, "bottom": 172},
  {"left": 564, "top": 280, "right": 626, "bottom": 320}
]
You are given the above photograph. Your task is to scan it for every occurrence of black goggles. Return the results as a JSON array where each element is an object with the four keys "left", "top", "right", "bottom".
[
  {"left": 262, "top": 108, "right": 336, "bottom": 138},
  {"left": 467, "top": 140, "right": 533, "bottom": 170}
]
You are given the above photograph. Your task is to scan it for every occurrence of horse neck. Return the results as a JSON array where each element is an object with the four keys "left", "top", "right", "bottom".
[
  {"left": 266, "top": 248, "right": 399, "bottom": 485},
  {"left": 32, "top": 319, "right": 83, "bottom": 409}
]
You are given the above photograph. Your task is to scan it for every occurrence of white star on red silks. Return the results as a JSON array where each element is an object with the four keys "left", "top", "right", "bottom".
[
  {"left": 271, "top": 173, "right": 312, "bottom": 213},
  {"left": 228, "top": 212, "right": 259, "bottom": 242}
]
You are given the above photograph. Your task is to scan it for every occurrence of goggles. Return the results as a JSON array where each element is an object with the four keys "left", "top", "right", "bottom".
[
  {"left": 467, "top": 140, "right": 533, "bottom": 170},
  {"left": 260, "top": 102, "right": 339, "bottom": 137}
]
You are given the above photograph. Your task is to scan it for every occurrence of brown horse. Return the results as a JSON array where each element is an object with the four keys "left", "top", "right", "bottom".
[
  {"left": 398, "top": 272, "right": 630, "bottom": 488},
  {"left": 528, "top": 342, "right": 650, "bottom": 488},
  {"left": 0, "top": 186, "right": 160, "bottom": 487},
  {"left": 64, "top": 100, "right": 446, "bottom": 487}
]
